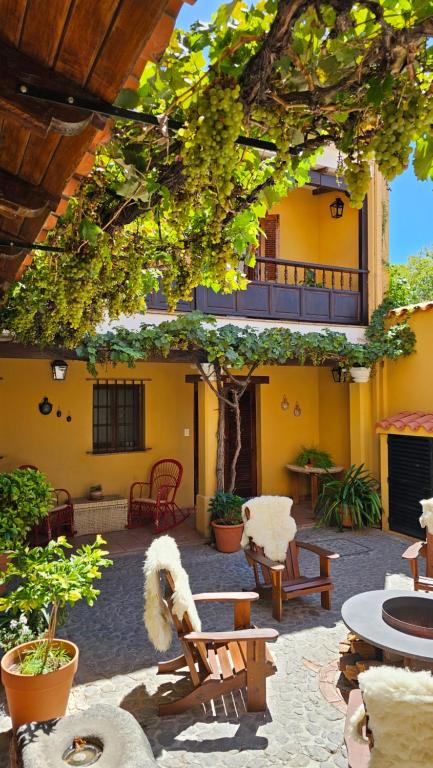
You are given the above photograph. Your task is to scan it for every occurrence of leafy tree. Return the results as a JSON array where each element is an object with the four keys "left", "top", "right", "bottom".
[
  {"left": 388, "top": 248, "right": 433, "bottom": 307},
  {"left": 78, "top": 307, "right": 415, "bottom": 493},
  {"left": 2, "top": 1, "right": 433, "bottom": 346}
]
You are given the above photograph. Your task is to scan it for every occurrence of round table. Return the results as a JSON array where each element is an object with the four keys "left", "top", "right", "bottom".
[
  {"left": 342, "top": 589, "right": 433, "bottom": 666},
  {"left": 285, "top": 464, "right": 344, "bottom": 505}
]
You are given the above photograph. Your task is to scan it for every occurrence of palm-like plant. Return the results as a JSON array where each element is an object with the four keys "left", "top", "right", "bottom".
[{"left": 314, "top": 464, "right": 382, "bottom": 530}]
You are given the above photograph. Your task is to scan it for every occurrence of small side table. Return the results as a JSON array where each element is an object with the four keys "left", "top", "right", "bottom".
[
  {"left": 72, "top": 495, "right": 128, "bottom": 536},
  {"left": 285, "top": 464, "right": 344, "bottom": 506}
]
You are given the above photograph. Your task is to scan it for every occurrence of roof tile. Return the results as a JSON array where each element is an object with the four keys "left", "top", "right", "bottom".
[
  {"left": 388, "top": 301, "right": 433, "bottom": 318},
  {"left": 376, "top": 411, "right": 433, "bottom": 433}
]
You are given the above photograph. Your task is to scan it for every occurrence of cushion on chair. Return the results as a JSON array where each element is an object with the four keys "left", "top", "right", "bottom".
[
  {"left": 419, "top": 497, "right": 433, "bottom": 534},
  {"left": 357, "top": 666, "right": 433, "bottom": 768},
  {"left": 241, "top": 495, "right": 296, "bottom": 562},
  {"left": 143, "top": 535, "right": 201, "bottom": 652},
  {"left": 133, "top": 497, "right": 157, "bottom": 506}
]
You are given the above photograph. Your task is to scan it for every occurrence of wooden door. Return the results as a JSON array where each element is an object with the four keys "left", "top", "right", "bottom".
[{"left": 225, "top": 385, "right": 257, "bottom": 498}]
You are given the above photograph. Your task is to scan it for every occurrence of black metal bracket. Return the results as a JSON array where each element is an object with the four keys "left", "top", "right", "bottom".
[
  {"left": 0, "top": 238, "right": 65, "bottom": 253},
  {"left": 16, "top": 82, "right": 278, "bottom": 153}
]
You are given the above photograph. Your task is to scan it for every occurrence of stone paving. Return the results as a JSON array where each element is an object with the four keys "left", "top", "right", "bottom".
[{"left": 0, "top": 522, "right": 413, "bottom": 768}]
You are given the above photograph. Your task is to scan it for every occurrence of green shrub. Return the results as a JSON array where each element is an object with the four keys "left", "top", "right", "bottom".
[{"left": 0, "top": 469, "right": 53, "bottom": 552}]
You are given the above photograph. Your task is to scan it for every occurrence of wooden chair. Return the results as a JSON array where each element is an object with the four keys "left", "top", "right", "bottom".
[
  {"left": 402, "top": 531, "right": 433, "bottom": 592},
  {"left": 34, "top": 488, "right": 76, "bottom": 543},
  {"left": 156, "top": 570, "right": 278, "bottom": 715},
  {"left": 344, "top": 689, "right": 371, "bottom": 768},
  {"left": 129, "top": 459, "right": 188, "bottom": 533},
  {"left": 243, "top": 509, "right": 339, "bottom": 621},
  {"left": 18, "top": 466, "right": 75, "bottom": 542}
]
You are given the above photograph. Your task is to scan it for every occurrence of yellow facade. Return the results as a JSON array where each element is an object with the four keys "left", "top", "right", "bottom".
[{"left": 0, "top": 170, "right": 390, "bottom": 536}]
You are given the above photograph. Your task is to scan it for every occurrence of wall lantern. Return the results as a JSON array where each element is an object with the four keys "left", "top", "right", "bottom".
[
  {"left": 332, "top": 366, "right": 346, "bottom": 383},
  {"left": 330, "top": 197, "right": 344, "bottom": 219},
  {"left": 281, "top": 394, "right": 289, "bottom": 411},
  {"left": 293, "top": 401, "right": 302, "bottom": 417},
  {"left": 39, "top": 397, "right": 53, "bottom": 415},
  {"left": 51, "top": 359, "right": 68, "bottom": 381}
]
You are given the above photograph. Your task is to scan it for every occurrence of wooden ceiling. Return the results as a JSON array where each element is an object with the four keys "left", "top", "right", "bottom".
[{"left": 0, "top": 0, "right": 193, "bottom": 294}]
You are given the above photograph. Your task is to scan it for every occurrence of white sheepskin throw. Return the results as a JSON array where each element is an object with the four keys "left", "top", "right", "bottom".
[
  {"left": 356, "top": 666, "right": 433, "bottom": 768},
  {"left": 419, "top": 497, "right": 433, "bottom": 535},
  {"left": 240, "top": 495, "right": 296, "bottom": 562},
  {"left": 143, "top": 535, "right": 201, "bottom": 652}
]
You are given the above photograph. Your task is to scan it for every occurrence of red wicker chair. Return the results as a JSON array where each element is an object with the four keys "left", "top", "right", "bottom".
[
  {"left": 19, "top": 466, "right": 75, "bottom": 542},
  {"left": 128, "top": 459, "right": 188, "bottom": 533}
]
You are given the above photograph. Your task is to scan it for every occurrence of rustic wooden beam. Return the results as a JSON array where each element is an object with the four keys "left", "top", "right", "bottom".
[
  {"left": 0, "top": 42, "right": 106, "bottom": 137},
  {"left": 0, "top": 168, "right": 59, "bottom": 220},
  {"left": 185, "top": 374, "right": 271, "bottom": 384}
]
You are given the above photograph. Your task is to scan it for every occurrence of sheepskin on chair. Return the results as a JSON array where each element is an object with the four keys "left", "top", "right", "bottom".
[
  {"left": 143, "top": 535, "right": 201, "bottom": 652},
  {"left": 352, "top": 666, "right": 433, "bottom": 768},
  {"left": 241, "top": 495, "right": 296, "bottom": 562},
  {"left": 419, "top": 497, "right": 433, "bottom": 535}
]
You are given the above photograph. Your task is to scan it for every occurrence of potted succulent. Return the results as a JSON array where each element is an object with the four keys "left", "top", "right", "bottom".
[
  {"left": 0, "top": 536, "right": 111, "bottom": 729},
  {"left": 0, "top": 468, "right": 53, "bottom": 592},
  {"left": 295, "top": 446, "right": 333, "bottom": 470},
  {"left": 88, "top": 484, "right": 103, "bottom": 501},
  {"left": 314, "top": 464, "right": 382, "bottom": 530},
  {"left": 209, "top": 492, "right": 246, "bottom": 553}
]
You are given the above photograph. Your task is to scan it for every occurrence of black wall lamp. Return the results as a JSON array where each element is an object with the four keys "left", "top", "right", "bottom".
[
  {"left": 51, "top": 359, "right": 68, "bottom": 381},
  {"left": 330, "top": 197, "right": 344, "bottom": 219},
  {"left": 332, "top": 366, "right": 347, "bottom": 383}
]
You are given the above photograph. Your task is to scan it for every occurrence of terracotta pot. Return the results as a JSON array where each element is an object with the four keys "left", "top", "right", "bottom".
[
  {"left": 0, "top": 553, "right": 9, "bottom": 596},
  {"left": 1, "top": 638, "right": 79, "bottom": 729},
  {"left": 89, "top": 490, "right": 103, "bottom": 501},
  {"left": 341, "top": 505, "right": 353, "bottom": 528},
  {"left": 212, "top": 522, "right": 244, "bottom": 553}
]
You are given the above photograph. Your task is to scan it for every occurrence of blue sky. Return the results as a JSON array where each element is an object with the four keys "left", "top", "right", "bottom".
[{"left": 176, "top": 0, "right": 433, "bottom": 264}]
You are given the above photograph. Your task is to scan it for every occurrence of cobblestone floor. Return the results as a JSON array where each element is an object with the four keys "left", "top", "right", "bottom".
[{"left": 0, "top": 523, "right": 413, "bottom": 768}]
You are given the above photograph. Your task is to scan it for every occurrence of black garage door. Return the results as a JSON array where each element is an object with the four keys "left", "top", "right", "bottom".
[{"left": 388, "top": 434, "right": 433, "bottom": 538}]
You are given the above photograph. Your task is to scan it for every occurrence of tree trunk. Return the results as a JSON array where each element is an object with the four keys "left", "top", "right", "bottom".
[
  {"left": 228, "top": 391, "right": 242, "bottom": 494},
  {"left": 216, "top": 395, "right": 225, "bottom": 492}
]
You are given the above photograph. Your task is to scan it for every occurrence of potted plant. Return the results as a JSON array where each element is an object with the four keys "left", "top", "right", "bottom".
[
  {"left": 209, "top": 492, "right": 246, "bottom": 553},
  {"left": 0, "top": 468, "right": 53, "bottom": 592},
  {"left": 0, "top": 536, "right": 111, "bottom": 729},
  {"left": 88, "top": 484, "right": 103, "bottom": 501},
  {"left": 314, "top": 464, "right": 382, "bottom": 530},
  {"left": 346, "top": 344, "right": 381, "bottom": 384},
  {"left": 295, "top": 446, "right": 333, "bottom": 470}
]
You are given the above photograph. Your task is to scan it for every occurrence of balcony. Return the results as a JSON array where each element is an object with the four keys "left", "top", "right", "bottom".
[{"left": 147, "top": 256, "right": 368, "bottom": 325}]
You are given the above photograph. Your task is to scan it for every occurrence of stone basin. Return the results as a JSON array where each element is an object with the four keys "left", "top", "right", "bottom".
[{"left": 16, "top": 704, "right": 156, "bottom": 768}]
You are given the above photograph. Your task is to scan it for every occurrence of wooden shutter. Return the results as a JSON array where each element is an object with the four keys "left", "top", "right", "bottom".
[
  {"left": 259, "top": 214, "right": 279, "bottom": 281},
  {"left": 388, "top": 434, "right": 433, "bottom": 538}
]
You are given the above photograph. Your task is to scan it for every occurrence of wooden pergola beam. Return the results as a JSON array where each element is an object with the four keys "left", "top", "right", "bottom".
[
  {"left": 0, "top": 169, "right": 59, "bottom": 220},
  {"left": 0, "top": 42, "right": 106, "bottom": 137}
]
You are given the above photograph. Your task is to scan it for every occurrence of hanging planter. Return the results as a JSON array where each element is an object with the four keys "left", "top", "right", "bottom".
[{"left": 349, "top": 366, "right": 371, "bottom": 384}]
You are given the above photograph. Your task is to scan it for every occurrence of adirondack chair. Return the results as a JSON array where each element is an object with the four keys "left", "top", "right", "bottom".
[
  {"left": 344, "top": 667, "right": 433, "bottom": 768},
  {"left": 18, "top": 465, "right": 75, "bottom": 542},
  {"left": 344, "top": 689, "right": 371, "bottom": 768},
  {"left": 143, "top": 536, "right": 278, "bottom": 715},
  {"left": 129, "top": 459, "right": 188, "bottom": 533},
  {"left": 242, "top": 498, "right": 339, "bottom": 621},
  {"left": 402, "top": 499, "right": 433, "bottom": 591}
]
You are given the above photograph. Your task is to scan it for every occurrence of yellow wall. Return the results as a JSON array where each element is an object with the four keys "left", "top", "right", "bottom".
[
  {"left": 1, "top": 357, "right": 354, "bottom": 534},
  {"left": 385, "top": 311, "right": 433, "bottom": 413},
  {"left": 272, "top": 188, "right": 359, "bottom": 271},
  {"left": 0, "top": 359, "right": 195, "bottom": 508}
]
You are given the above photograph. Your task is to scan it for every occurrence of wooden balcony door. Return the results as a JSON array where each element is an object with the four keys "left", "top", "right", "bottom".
[{"left": 224, "top": 384, "right": 257, "bottom": 498}]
